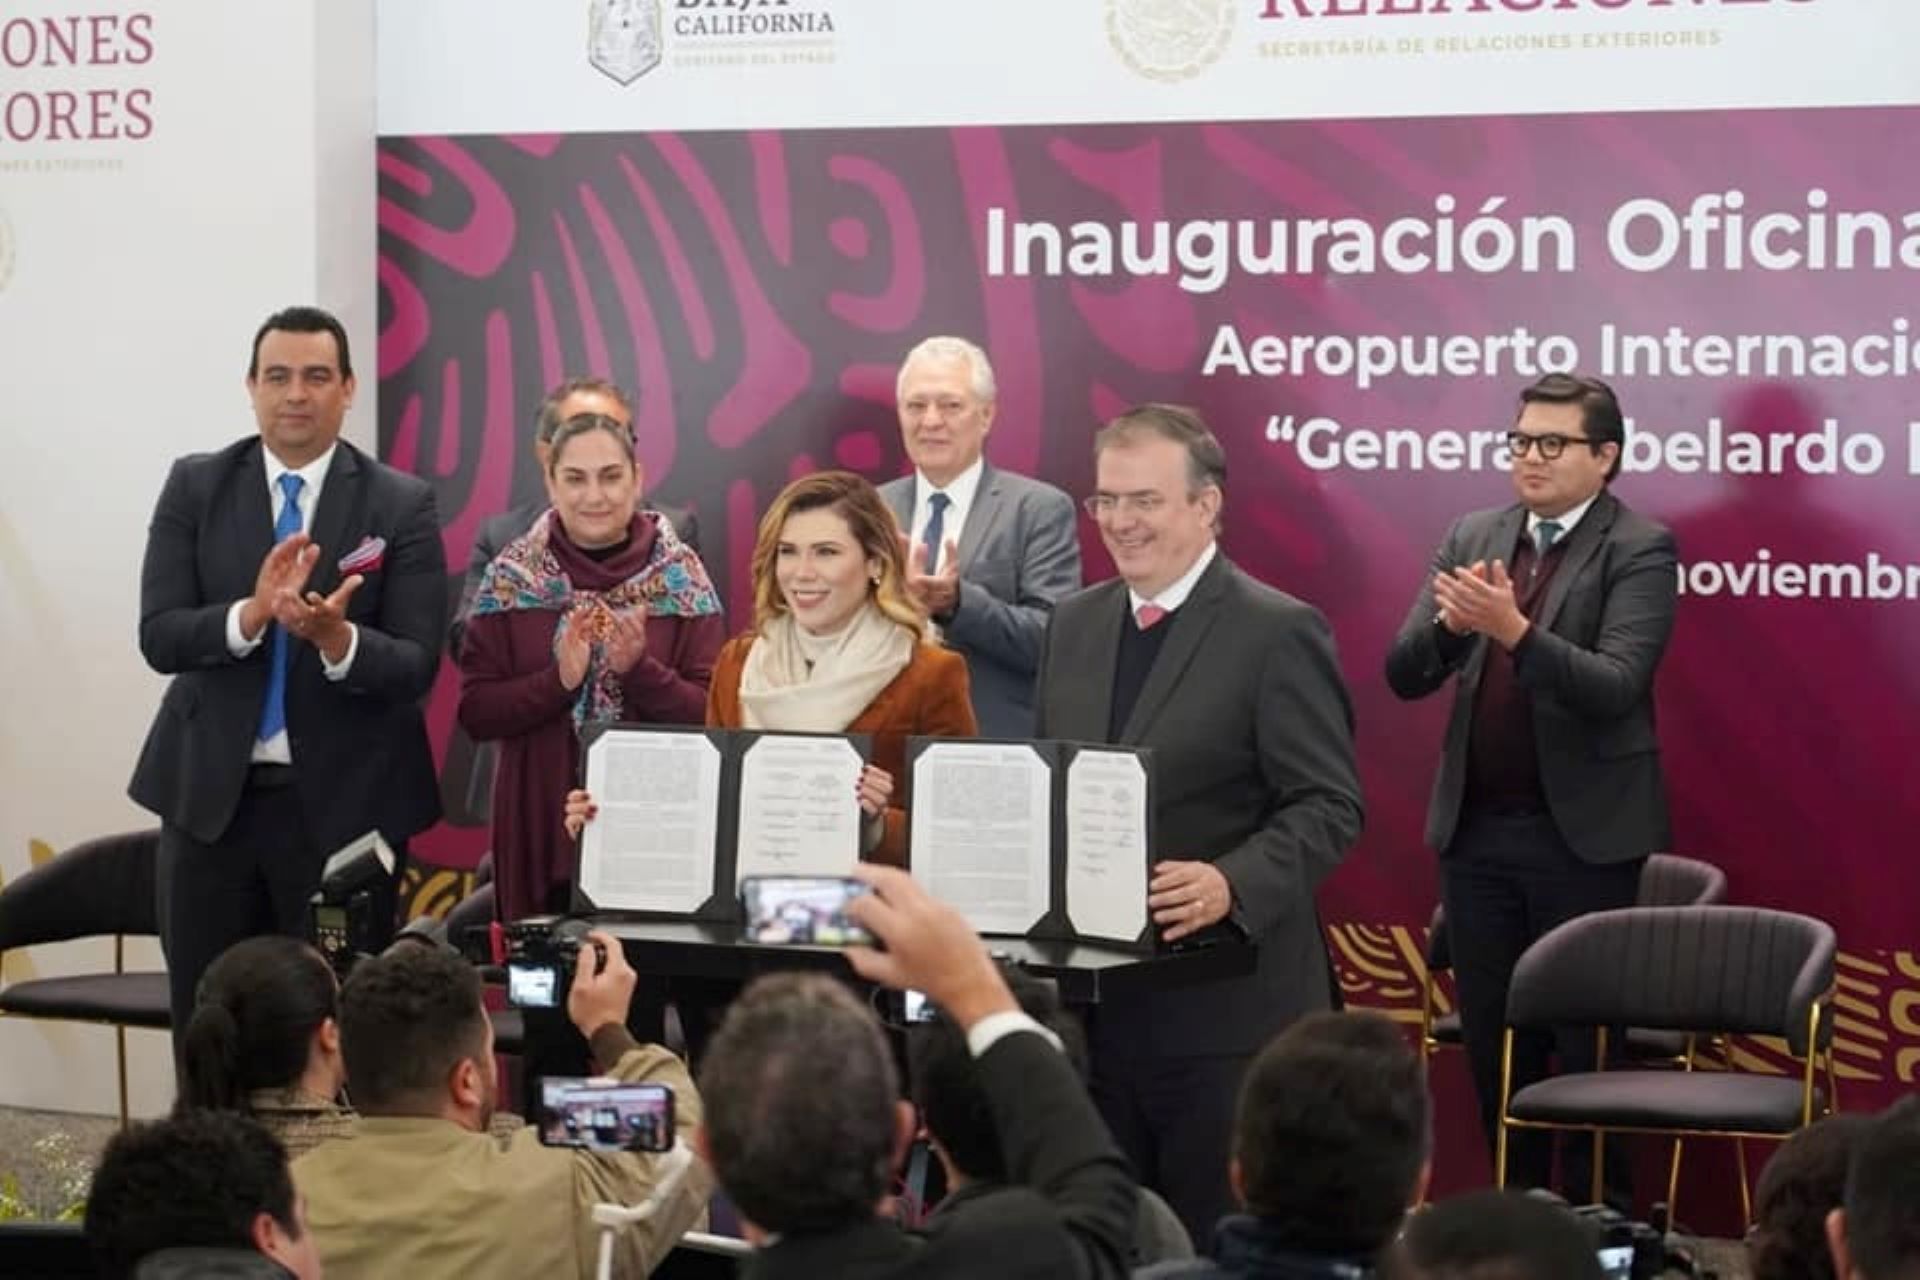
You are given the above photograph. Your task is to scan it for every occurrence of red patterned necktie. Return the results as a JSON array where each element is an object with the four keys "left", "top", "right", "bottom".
[{"left": 1135, "top": 603, "right": 1168, "bottom": 630}]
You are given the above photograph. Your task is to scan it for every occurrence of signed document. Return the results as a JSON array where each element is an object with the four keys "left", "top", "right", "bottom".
[
  {"left": 579, "top": 728, "right": 722, "bottom": 912},
  {"left": 1064, "top": 748, "right": 1149, "bottom": 943},
  {"left": 733, "top": 733, "right": 866, "bottom": 882},
  {"left": 910, "top": 741, "right": 1052, "bottom": 935}
]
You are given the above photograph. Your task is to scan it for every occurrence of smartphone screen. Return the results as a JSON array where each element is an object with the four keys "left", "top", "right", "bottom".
[
  {"left": 537, "top": 1078, "right": 675, "bottom": 1152},
  {"left": 506, "top": 960, "right": 562, "bottom": 1009},
  {"left": 903, "top": 988, "right": 938, "bottom": 1023},
  {"left": 739, "top": 875, "right": 874, "bottom": 946}
]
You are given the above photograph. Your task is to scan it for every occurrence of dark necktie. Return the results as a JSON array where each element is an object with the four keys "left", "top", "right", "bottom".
[
  {"left": 257, "top": 472, "right": 305, "bottom": 742},
  {"left": 921, "top": 491, "right": 951, "bottom": 573},
  {"left": 1534, "top": 519, "right": 1564, "bottom": 554}
]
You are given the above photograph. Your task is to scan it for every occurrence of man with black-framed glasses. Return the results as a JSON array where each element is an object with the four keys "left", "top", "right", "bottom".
[{"left": 1384, "top": 372, "right": 1678, "bottom": 1203}]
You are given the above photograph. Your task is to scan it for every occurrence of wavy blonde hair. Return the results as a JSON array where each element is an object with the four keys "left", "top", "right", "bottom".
[{"left": 748, "top": 470, "right": 926, "bottom": 638}]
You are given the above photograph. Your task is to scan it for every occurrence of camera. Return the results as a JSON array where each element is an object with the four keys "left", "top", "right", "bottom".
[
  {"left": 536, "top": 1077, "right": 675, "bottom": 1153},
  {"left": 1523, "top": 1191, "right": 1702, "bottom": 1279},
  {"left": 503, "top": 916, "right": 609, "bottom": 1009},
  {"left": 307, "top": 831, "right": 397, "bottom": 978}
]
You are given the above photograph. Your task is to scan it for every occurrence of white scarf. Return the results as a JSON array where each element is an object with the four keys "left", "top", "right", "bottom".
[{"left": 737, "top": 603, "right": 916, "bottom": 732}]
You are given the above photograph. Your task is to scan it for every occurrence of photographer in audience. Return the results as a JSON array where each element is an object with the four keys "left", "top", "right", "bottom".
[
  {"left": 1827, "top": 1096, "right": 1920, "bottom": 1280},
  {"left": 1140, "top": 1010, "right": 1430, "bottom": 1278},
  {"left": 907, "top": 967, "right": 1191, "bottom": 1268},
  {"left": 1382, "top": 1190, "right": 1604, "bottom": 1280},
  {"left": 175, "top": 935, "right": 352, "bottom": 1158},
  {"left": 695, "top": 864, "right": 1135, "bottom": 1279},
  {"left": 293, "top": 934, "right": 709, "bottom": 1278},
  {"left": 86, "top": 1109, "right": 320, "bottom": 1280},
  {"left": 1748, "top": 1113, "right": 1873, "bottom": 1280}
]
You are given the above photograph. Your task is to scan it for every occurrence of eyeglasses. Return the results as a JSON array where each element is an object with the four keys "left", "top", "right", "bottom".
[
  {"left": 1504, "top": 431, "right": 1595, "bottom": 461},
  {"left": 1082, "top": 492, "right": 1169, "bottom": 518}
]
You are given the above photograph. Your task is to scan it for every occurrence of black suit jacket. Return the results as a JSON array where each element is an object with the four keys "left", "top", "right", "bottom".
[
  {"left": 741, "top": 1030, "right": 1134, "bottom": 1280},
  {"left": 1384, "top": 489, "right": 1677, "bottom": 863},
  {"left": 1035, "top": 553, "right": 1364, "bottom": 1058},
  {"left": 448, "top": 499, "right": 699, "bottom": 655},
  {"left": 128, "top": 437, "right": 446, "bottom": 854}
]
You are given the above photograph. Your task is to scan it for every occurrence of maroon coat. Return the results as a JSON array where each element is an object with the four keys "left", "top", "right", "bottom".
[{"left": 457, "top": 514, "right": 724, "bottom": 921}]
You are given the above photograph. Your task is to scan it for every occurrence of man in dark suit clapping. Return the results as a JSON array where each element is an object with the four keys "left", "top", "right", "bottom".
[
  {"left": 130, "top": 305, "right": 446, "bottom": 1040},
  {"left": 1386, "top": 372, "right": 1678, "bottom": 1199}
]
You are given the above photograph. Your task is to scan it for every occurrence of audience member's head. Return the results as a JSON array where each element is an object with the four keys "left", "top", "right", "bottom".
[
  {"left": 1228, "top": 1010, "right": 1430, "bottom": 1257},
  {"left": 85, "top": 1110, "right": 319, "bottom": 1280},
  {"left": 1829, "top": 1097, "right": 1920, "bottom": 1280},
  {"left": 908, "top": 967, "right": 1084, "bottom": 1187},
  {"left": 177, "top": 936, "right": 342, "bottom": 1115},
  {"left": 336, "top": 943, "right": 495, "bottom": 1129},
  {"left": 696, "top": 972, "right": 912, "bottom": 1237},
  {"left": 1384, "top": 1190, "right": 1603, "bottom": 1280},
  {"left": 1749, "top": 1113, "right": 1874, "bottom": 1280}
]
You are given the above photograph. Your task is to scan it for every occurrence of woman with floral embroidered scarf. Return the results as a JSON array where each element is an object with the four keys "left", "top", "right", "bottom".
[{"left": 458, "top": 412, "right": 725, "bottom": 923}]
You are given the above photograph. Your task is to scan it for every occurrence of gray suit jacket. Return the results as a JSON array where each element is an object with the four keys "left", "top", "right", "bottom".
[
  {"left": 1035, "top": 553, "right": 1363, "bottom": 1056},
  {"left": 1384, "top": 489, "right": 1677, "bottom": 863},
  {"left": 881, "top": 463, "right": 1081, "bottom": 739}
]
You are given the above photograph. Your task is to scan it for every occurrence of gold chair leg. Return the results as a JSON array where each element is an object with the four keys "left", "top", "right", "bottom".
[
  {"left": 1591, "top": 1128, "right": 1605, "bottom": 1206},
  {"left": 116, "top": 1024, "right": 131, "bottom": 1129},
  {"left": 1495, "top": 1030, "right": 1514, "bottom": 1189},
  {"left": 1666, "top": 1136, "right": 1685, "bottom": 1227},
  {"left": 1736, "top": 1138, "right": 1753, "bottom": 1229}
]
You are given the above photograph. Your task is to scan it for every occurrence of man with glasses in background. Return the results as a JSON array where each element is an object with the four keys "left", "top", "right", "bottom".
[{"left": 1385, "top": 373, "right": 1678, "bottom": 1202}]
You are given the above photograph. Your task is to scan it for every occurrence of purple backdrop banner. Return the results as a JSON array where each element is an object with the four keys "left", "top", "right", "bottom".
[{"left": 377, "top": 107, "right": 1920, "bottom": 1133}]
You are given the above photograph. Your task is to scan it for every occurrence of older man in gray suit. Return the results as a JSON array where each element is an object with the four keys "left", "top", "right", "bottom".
[
  {"left": 1035, "top": 404, "right": 1363, "bottom": 1244},
  {"left": 879, "top": 337, "right": 1080, "bottom": 739}
]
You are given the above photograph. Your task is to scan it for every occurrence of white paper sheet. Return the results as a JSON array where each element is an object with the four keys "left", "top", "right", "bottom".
[
  {"left": 578, "top": 729, "right": 722, "bottom": 912},
  {"left": 1065, "top": 749, "right": 1149, "bottom": 943},
  {"left": 733, "top": 734, "right": 866, "bottom": 883},
  {"left": 909, "top": 741, "right": 1051, "bottom": 935}
]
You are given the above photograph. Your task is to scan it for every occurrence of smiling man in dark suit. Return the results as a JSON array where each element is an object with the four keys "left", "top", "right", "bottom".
[
  {"left": 1034, "top": 403, "right": 1364, "bottom": 1243},
  {"left": 131, "top": 305, "right": 446, "bottom": 1039},
  {"left": 1385, "top": 372, "right": 1678, "bottom": 1199},
  {"left": 880, "top": 336, "right": 1080, "bottom": 738}
]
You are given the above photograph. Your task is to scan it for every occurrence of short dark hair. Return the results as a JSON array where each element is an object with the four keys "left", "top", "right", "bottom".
[
  {"left": 1094, "top": 402, "right": 1228, "bottom": 497},
  {"left": 545, "top": 411, "right": 637, "bottom": 475},
  {"left": 86, "top": 1110, "right": 300, "bottom": 1280},
  {"left": 1749, "top": 1112, "right": 1875, "bottom": 1280},
  {"left": 247, "top": 306, "right": 352, "bottom": 381},
  {"left": 177, "top": 936, "right": 337, "bottom": 1115},
  {"left": 337, "top": 943, "right": 487, "bottom": 1112},
  {"left": 1517, "top": 373, "right": 1624, "bottom": 481},
  {"left": 1384, "top": 1190, "right": 1604, "bottom": 1280},
  {"left": 1844, "top": 1096, "right": 1920, "bottom": 1280},
  {"left": 537, "top": 376, "right": 633, "bottom": 443},
  {"left": 698, "top": 972, "right": 899, "bottom": 1234},
  {"left": 1233, "top": 1010, "right": 1429, "bottom": 1256},
  {"left": 908, "top": 968, "right": 1085, "bottom": 1183}
]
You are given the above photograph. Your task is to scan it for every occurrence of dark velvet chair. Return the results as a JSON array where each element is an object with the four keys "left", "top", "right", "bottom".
[
  {"left": 1495, "top": 904, "right": 1835, "bottom": 1226},
  {"left": 1419, "top": 852, "right": 1730, "bottom": 1063},
  {"left": 0, "top": 829, "right": 171, "bottom": 1125}
]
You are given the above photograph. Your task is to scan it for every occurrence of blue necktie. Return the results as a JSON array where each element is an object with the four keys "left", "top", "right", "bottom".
[
  {"left": 1534, "top": 519, "right": 1564, "bottom": 554},
  {"left": 257, "top": 473, "right": 306, "bottom": 742},
  {"left": 921, "top": 492, "right": 951, "bottom": 573}
]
